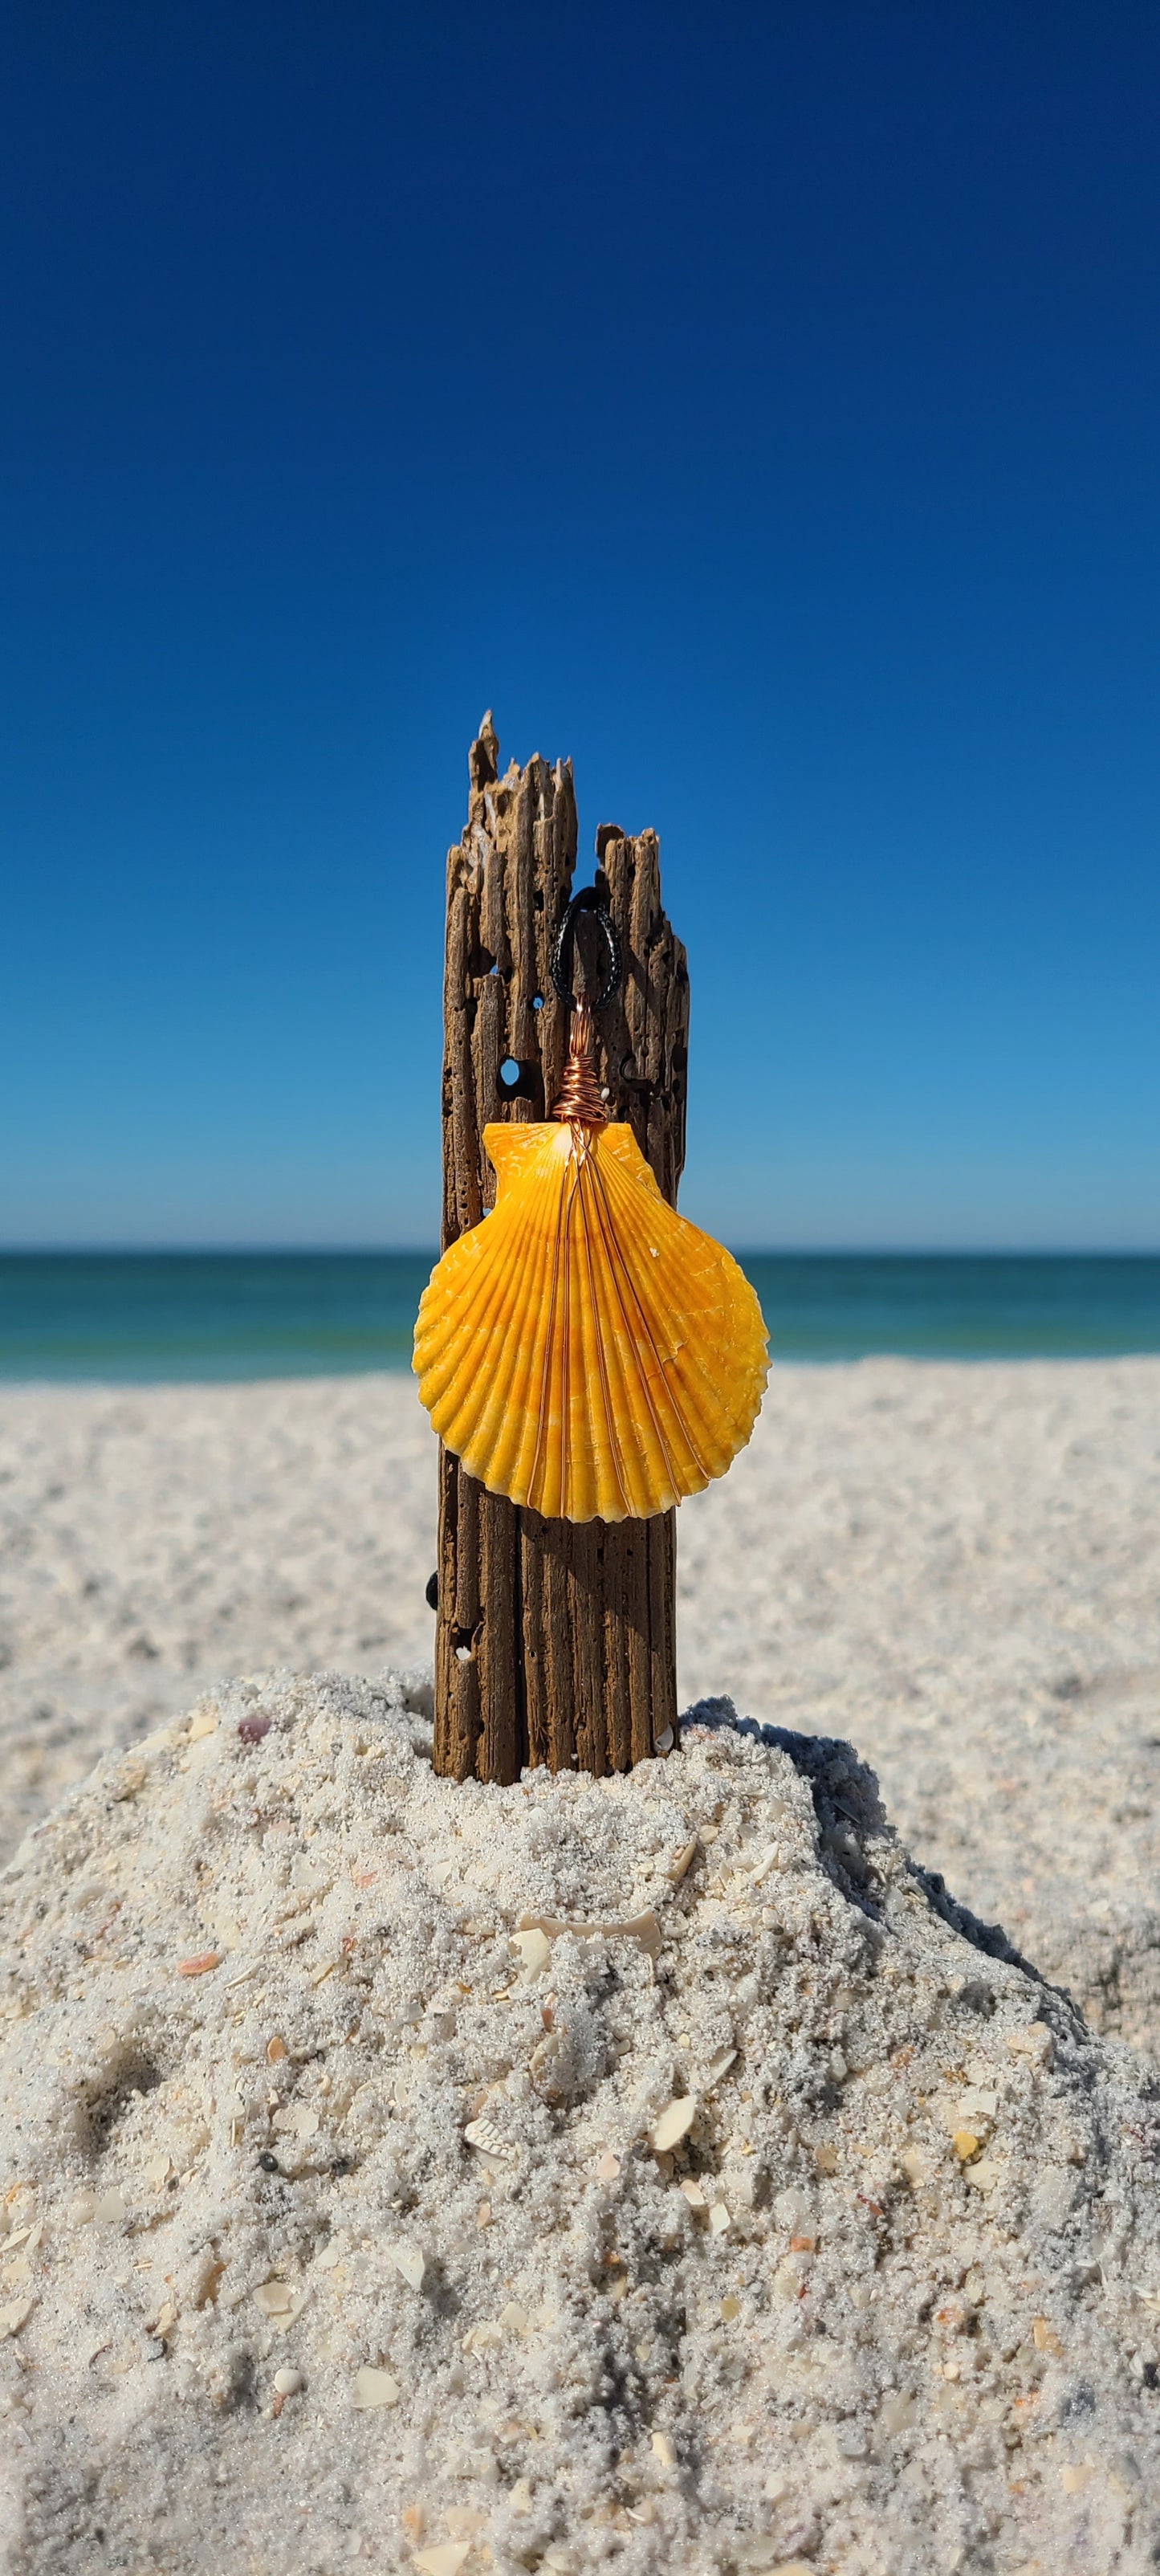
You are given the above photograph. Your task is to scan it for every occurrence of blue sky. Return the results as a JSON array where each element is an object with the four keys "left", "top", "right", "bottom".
[{"left": 2, "top": 0, "right": 1158, "bottom": 1250}]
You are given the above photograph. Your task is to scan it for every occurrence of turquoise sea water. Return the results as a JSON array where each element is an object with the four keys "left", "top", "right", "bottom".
[{"left": 2, "top": 1253, "right": 1159, "bottom": 1381}]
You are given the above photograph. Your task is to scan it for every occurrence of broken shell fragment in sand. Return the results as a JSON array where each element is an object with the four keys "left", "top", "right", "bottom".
[{"left": 649, "top": 2096, "right": 697, "bottom": 2154}]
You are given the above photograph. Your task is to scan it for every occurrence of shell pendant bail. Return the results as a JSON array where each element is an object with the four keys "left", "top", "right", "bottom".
[{"left": 552, "top": 999, "right": 607, "bottom": 1143}]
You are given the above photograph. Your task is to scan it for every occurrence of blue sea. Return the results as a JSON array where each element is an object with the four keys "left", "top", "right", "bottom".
[{"left": 2, "top": 1253, "right": 1159, "bottom": 1381}]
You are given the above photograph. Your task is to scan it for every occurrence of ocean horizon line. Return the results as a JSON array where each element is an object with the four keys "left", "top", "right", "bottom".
[{"left": 4, "top": 1245, "right": 1160, "bottom": 1263}]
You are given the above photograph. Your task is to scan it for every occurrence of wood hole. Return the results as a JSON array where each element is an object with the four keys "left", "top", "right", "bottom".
[{"left": 498, "top": 1059, "right": 540, "bottom": 1104}]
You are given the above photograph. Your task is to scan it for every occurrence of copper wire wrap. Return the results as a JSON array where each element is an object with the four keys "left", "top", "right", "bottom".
[{"left": 552, "top": 1000, "right": 608, "bottom": 1135}]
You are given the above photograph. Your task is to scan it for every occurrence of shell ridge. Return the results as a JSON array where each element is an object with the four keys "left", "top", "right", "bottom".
[
  {"left": 426, "top": 1136, "right": 560, "bottom": 1350},
  {"left": 594, "top": 1147, "right": 759, "bottom": 1460},
  {"left": 580, "top": 1147, "right": 689, "bottom": 1502},
  {"left": 585, "top": 1142, "right": 709, "bottom": 1486},
  {"left": 502, "top": 1156, "right": 573, "bottom": 1506},
  {"left": 491, "top": 1146, "right": 586, "bottom": 1502},
  {"left": 579, "top": 1159, "right": 664, "bottom": 1517},
  {"left": 558, "top": 1151, "right": 584, "bottom": 1517},
  {"left": 524, "top": 1139, "right": 575, "bottom": 1518},
  {"left": 574, "top": 1154, "right": 633, "bottom": 1520},
  {"left": 419, "top": 1147, "right": 566, "bottom": 1461},
  {"left": 466, "top": 1159, "right": 566, "bottom": 1493},
  {"left": 580, "top": 1156, "right": 680, "bottom": 1516},
  {"left": 670, "top": 1245, "right": 770, "bottom": 1445},
  {"left": 421, "top": 1187, "right": 547, "bottom": 1442},
  {"left": 414, "top": 1228, "right": 510, "bottom": 1388},
  {"left": 600, "top": 1151, "right": 768, "bottom": 1467}
]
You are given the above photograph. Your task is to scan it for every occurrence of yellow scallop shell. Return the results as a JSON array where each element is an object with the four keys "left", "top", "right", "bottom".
[{"left": 413, "top": 1119, "right": 768, "bottom": 1522}]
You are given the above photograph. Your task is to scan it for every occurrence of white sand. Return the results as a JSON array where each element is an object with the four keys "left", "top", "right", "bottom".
[
  {"left": 4, "top": 1670, "right": 1160, "bottom": 2574},
  {"left": 3, "top": 1360, "right": 1160, "bottom": 2572},
  {"left": 0, "top": 1376, "right": 438, "bottom": 1856},
  {"left": 2, "top": 1361, "right": 1159, "bottom": 2050}
]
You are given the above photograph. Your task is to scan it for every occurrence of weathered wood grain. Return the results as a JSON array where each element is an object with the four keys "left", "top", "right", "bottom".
[{"left": 433, "top": 716, "right": 688, "bottom": 1782}]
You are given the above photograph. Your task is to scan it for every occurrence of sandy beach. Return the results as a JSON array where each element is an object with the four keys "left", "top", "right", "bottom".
[
  {"left": 2, "top": 1358, "right": 1158, "bottom": 2054},
  {"left": 5, "top": 1357, "right": 1160, "bottom": 2572}
]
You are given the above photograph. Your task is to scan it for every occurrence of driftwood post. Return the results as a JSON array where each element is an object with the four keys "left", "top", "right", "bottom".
[{"left": 433, "top": 715, "right": 690, "bottom": 1784}]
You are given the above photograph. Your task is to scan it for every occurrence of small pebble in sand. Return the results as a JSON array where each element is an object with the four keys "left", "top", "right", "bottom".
[
  {"left": 260, "top": 2283, "right": 307, "bottom": 2332},
  {"left": 597, "top": 2152, "right": 621, "bottom": 2182},
  {"left": 651, "top": 2431, "right": 678, "bottom": 2467},
  {"left": 352, "top": 2366, "right": 400, "bottom": 2411},
  {"left": 177, "top": 1951, "right": 220, "bottom": 1978},
  {"left": 253, "top": 2280, "right": 295, "bottom": 2316},
  {"left": 414, "top": 2545, "right": 471, "bottom": 2576},
  {"left": 1007, "top": 2024, "right": 1054, "bottom": 2068},
  {"left": 273, "top": 2366, "right": 303, "bottom": 2397},
  {"left": 511, "top": 1927, "right": 552, "bottom": 1975},
  {"left": 650, "top": 2097, "right": 695, "bottom": 2154}
]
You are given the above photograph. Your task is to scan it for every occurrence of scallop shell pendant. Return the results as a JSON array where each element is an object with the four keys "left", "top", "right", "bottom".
[{"left": 414, "top": 1013, "right": 767, "bottom": 1523}]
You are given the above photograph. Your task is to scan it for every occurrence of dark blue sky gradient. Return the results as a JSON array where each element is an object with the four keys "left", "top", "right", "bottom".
[{"left": 2, "top": 2, "right": 1158, "bottom": 1246}]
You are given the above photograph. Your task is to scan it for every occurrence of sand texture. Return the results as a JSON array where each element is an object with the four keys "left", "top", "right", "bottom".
[
  {"left": 2, "top": 1362, "right": 1159, "bottom": 2055},
  {"left": 4, "top": 1671, "right": 1160, "bottom": 2575}
]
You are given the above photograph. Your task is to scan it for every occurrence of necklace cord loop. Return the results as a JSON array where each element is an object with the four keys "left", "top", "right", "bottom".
[
  {"left": 549, "top": 889, "right": 620, "bottom": 1134},
  {"left": 550, "top": 888, "right": 621, "bottom": 1014}
]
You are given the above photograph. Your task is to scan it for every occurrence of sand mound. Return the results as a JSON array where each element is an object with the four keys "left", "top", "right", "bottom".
[
  {"left": 2, "top": 1671, "right": 1160, "bottom": 2574},
  {"left": 6, "top": 1362, "right": 1160, "bottom": 2069}
]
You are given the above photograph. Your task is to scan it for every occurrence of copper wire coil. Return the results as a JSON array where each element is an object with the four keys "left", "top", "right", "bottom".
[{"left": 552, "top": 1001, "right": 608, "bottom": 1131}]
